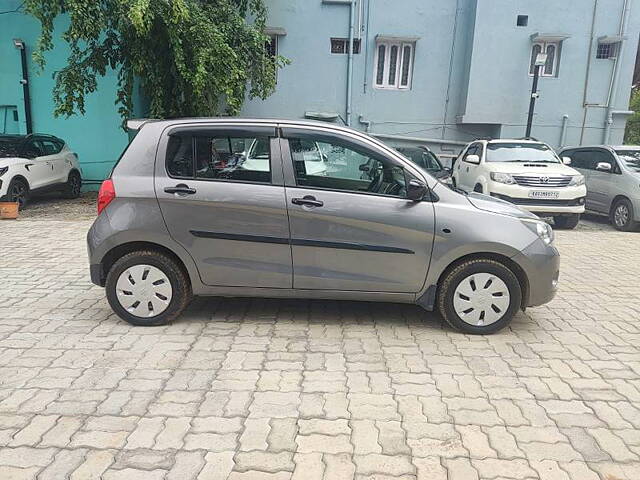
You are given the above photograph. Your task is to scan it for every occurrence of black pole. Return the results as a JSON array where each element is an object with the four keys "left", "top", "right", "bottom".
[
  {"left": 16, "top": 41, "right": 33, "bottom": 135},
  {"left": 525, "top": 64, "right": 541, "bottom": 139}
]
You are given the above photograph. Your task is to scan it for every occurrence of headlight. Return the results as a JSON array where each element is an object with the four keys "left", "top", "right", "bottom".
[
  {"left": 490, "top": 172, "right": 516, "bottom": 185},
  {"left": 522, "top": 218, "right": 554, "bottom": 245},
  {"left": 0, "top": 167, "right": 7, "bottom": 177},
  {"left": 568, "top": 175, "right": 585, "bottom": 186}
]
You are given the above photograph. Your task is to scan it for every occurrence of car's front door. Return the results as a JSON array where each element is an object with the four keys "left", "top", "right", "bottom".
[
  {"left": 37, "top": 137, "right": 68, "bottom": 183},
  {"left": 456, "top": 143, "right": 482, "bottom": 191},
  {"left": 575, "top": 149, "right": 614, "bottom": 213},
  {"left": 155, "top": 125, "right": 293, "bottom": 288},
  {"left": 280, "top": 127, "right": 435, "bottom": 293},
  {"left": 21, "top": 139, "right": 53, "bottom": 190}
]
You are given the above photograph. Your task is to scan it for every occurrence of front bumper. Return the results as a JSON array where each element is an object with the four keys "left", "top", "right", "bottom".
[
  {"left": 488, "top": 182, "right": 586, "bottom": 215},
  {"left": 512, "top": 239, "right": 560, "bottom": 308}
]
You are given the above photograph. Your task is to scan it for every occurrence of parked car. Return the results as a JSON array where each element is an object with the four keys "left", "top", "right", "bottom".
[
  {"left": 88, "top": 118, "right": 560, "bottom": 334},
  {"left": 558, "top": 145, "right": 640, "bottom": 231},
  {"left": 452, "top": 139, "right": 587, "bottom": 229},
  {"left": 0, "top": 133, "right": 81, "bottom": 208},
  {"left": 394, "top": 146, "right": 453, "bottom": 185}
]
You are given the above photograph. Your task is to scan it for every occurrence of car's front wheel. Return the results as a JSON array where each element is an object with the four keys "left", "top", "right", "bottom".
[
  {"left": 438, "top": 259, "right": 522, "bottom": 334},
  {"left": 553, "top": 214, "right": 580, "bottom": 230},
  {"left": 7, "top": 177, "right": 29, "bottom": 209},
  {"left": 611, "top": 198, "right": 638, "bottom": 232},
  {"left": 105, "top": 250, "right": 192, "bottom": 326}
]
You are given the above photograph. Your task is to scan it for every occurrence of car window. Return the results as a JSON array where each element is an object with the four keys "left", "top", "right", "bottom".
[
  {"left": 396, "top": 147, "right": 442, "bottom": 172},
  {"left": 288, "top": 137, "right": 407, "bottom": 198},
  {"left": 614, "top": 149, "right": 640, "bottom": 173},
  {"left": 462, "top": 144, "right": 480, "bottom": 162},
  {"left": 37, "top": 139, "right": 61, "bottom": 156},
  {"left": 166, "top": 134, "right": 272, "bottom": 183},
  {"left": 23, "top": 140, "right": 44, "bottom": 158},
  {"left": 486, "top": 142, "right": 560, "bottom": 163}
]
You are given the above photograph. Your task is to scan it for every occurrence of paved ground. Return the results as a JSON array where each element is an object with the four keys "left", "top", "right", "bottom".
[{"left": 0, "top": 201, "right": 638, "bottom": 480}]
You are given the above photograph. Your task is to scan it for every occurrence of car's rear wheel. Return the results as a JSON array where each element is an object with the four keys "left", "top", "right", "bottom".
[
  {"left": 611, "top": 198, "right": 638, "bottom": 231},
  {"left": 105, "top": 250, "right": 192, "bottom": 326},
  {"left": 437, "top": 259, "right": 522, "bottom": 334},
  {"left": 63, "top": 171, "right": 82, "bottom": 199},
  {"left": 7, "top": 178, "right": 29, "bottom": 209},
  {"left": 553, "top": 214, "right": 580, "bottom": 230}
]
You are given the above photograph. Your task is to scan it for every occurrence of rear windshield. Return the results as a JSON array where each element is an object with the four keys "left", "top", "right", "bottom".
[
  {"left": 486, "top": 142, "right": 560, "bottom": 163},
  {"left": 395, "top": 147, "right": 443, "bottom": 173},
  {"left": 0, "top": 138, "right": 22, "bottom": 158},
  {"left": 614, "top": 150, "right": 640, "bottom": 172}
]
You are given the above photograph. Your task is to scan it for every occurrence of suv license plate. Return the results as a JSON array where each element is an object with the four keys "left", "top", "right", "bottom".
[{"left": 529, "top": 191, "right": 559, "bottom": 199}]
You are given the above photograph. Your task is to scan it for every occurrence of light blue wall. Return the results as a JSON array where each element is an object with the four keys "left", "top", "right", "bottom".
[
  {"left": 242, "top": 0, "right": 640, "bottom": 153},
  {"left": 1, "top": 0, "right": 638, "bottom": 181},
  {"left": 0, "top": 0, "right": 128, "bottom": 185}
]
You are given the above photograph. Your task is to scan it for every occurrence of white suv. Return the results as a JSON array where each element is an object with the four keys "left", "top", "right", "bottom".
[
  {"left": 453, "top": 139, "right": 587, "bottom": 229},
  {"left": 0, "top": 134, "right": 81, "bottom": 208}
]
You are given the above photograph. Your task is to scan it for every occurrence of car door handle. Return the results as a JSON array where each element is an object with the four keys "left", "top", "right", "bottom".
[
  {"left": 292, "top": 196, "right": 324, "bottom": 207},
  {"left": 164, "top": 184, "right": 197, "bottom": 196}
]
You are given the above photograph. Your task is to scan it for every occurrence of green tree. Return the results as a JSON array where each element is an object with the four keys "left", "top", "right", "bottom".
[
  {"left": 24, "top": 0, "right": 287, "bottom": 123},
  {"left": 624, "top": 88, "right": 640, "bottom": 144}
]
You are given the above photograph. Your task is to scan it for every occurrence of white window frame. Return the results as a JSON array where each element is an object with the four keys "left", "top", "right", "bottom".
[
  {"left": 529, "top": 41, "right": 559, "bottom": 77},
  {"left": 373, "top": 41, "right": 414, "bottom": 90}
]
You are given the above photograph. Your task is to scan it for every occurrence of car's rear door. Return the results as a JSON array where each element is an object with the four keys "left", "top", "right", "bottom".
[
  {"left": 154, "top": 123, "right": 293, "bottom": 288},
  {"left": 21, "top": 139, "right": 53, "bottom": 189},
  {"left": 280, "top": 126, "right": 435, "bottom": 293}
]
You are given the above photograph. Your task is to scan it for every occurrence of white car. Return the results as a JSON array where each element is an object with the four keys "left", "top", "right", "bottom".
[
  {"left": 241, "top": 138, "right": 328, "bottom": 176},
  {"left": 453, "top": 139, "right": 587, "bottom": 229},
  {"left": 0, "top": 134, "right": 81, "bottom": 208}
]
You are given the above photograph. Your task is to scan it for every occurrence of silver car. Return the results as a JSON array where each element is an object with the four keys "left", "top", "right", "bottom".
[
  {"left": 559, "top": 146, "right": 640, "bottom": 231},
  {"left": 88, "top": 118, "right": 560, "bottom": 334}
]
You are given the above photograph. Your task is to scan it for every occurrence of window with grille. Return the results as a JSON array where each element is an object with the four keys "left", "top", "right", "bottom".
[
  {"left": 330, "top": 38, "right": 361, "bottom": 54},
  {"left": 596, "top": 42, "right": 617, "bottom": 59},
  {"left": 374, "top": 40, "right": 414, "bottom": 90},
  {"left": 529, "top": 41, "right": 560, "bottom": 77}
]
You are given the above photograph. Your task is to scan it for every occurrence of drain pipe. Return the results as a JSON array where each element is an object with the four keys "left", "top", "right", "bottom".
[
  {"left": 559, "top": 114, "right": 569, "bottom": 147},
  {"left": 346, "top": 0, "right": 356, "bottom": 126},
  {"left": 13, "top": 39, "right": 32, "bottom": 135},
  {"left": 604, "top": 0, "right": 631, "bottom": 144}
]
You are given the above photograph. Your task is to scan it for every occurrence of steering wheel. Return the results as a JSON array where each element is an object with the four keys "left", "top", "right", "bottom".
[{"left": 367, "top": 163, "right": 384, "bottom": 193}]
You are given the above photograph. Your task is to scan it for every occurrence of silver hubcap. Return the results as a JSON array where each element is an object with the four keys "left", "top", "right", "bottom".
[
  {"left": 453, "top": 273, "right": 511, "bottom": 326},
  {"left": 614, "top": 204, "right": 629, "bottom": 227},
  {"left": 115, "top": 265, "right": 172, "bottom": 317}
]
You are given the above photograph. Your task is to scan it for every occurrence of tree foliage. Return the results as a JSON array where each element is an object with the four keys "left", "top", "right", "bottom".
[
  {"left": 624, "top": 88, "right": 640, "bottom": 144},
  {"left": 24, "top": 0, "right": 287, "bottom": 123}
]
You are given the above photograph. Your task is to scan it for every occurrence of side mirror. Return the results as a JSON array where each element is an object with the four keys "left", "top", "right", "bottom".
[
  {"left": 407, "top": 179, "right": 428, "bottom": 201},
  {"left": 465, "top": 154, "right": 480, "bottom": 165},
  {"left": 596, "top": 162, "right": 612, "bottom": 172},
  {"left": 562, "top": 156, "right": 572, "bottom": 165}
]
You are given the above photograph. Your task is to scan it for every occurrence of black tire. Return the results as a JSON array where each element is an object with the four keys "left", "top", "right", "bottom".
[
  {"left": 7, "top": 177, "right": 29, "bottom": 209},
  {"left": 553, "top": 214, "right": 580, "bottom": 230},
  {"left": 437, "top": 259, "right": 522, "bottom": 335},
  {"left": 610, "top": 198, "right": 639, "bottom": 232},
  {"left": 63, "top": 170, "right": 82, "bottom": 199},
  {"left": 105, "top": 250, "right": 192, "bottom": 326}
]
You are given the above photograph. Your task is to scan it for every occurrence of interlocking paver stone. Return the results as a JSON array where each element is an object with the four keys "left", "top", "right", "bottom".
[{"left": 0, "top": 215, "right": 638, "bottom": 480}]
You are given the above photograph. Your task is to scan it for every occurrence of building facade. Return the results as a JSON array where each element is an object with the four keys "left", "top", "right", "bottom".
[{"left": 1, "top": 0, "right": 639, "bottom": 181}]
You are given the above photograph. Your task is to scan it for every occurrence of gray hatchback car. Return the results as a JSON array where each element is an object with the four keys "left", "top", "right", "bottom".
[
  {"left": 559, "top": 145, "right": 640, "bottom": 231},
  {"left": 88, "top": 118, "right": 560, "bottom": 334}
]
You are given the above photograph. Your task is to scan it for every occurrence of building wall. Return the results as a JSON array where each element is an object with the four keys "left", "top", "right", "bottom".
[
  {"left": 1, "top": 0, "right": 638, "bottom": 183},
  {"left": 0, "top": 0, "right": 128, "bottom": 185},
  {"left": 242, "top": 0, "right": 640, "bottom": 153}
]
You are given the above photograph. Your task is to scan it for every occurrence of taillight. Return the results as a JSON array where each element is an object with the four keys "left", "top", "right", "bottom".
[{"left": 97, "top": 179, "right": 116, "bottom": 215}]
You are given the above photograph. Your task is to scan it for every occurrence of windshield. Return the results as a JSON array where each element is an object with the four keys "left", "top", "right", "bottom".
[
  {"left": 395, "top": 147, "right": 443, "bottom": 172},
  {"left": 486, "top": 142, "right": 560, "bottom": 163},
  {"left": 614, "top": 150, "right": 640, "bottom": 172},
  {"left": 0, "top": 138, "right": 22, "bottom": 158}
]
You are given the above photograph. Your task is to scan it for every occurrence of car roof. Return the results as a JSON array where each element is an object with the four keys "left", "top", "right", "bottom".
[
  {"left": 0, "top": 133, "right": 62, "bottom": 142},
  {"left": 483, "top": 139, "right": 546, "bottom": 144},
  {"left": 559, "top": 145, "right": 640, "bottom": 151}
]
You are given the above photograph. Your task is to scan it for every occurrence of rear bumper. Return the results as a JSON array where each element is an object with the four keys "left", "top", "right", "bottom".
[{"left": 512, "top": 240, "right": 560, "bottom": 308}]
